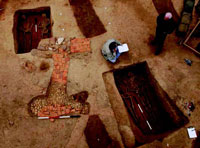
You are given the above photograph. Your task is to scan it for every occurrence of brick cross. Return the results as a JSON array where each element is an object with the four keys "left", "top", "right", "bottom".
[
  {"left": 30, "top": 38, "right": 91, "bottom": 121},
  {"left": 51, "top": 38, "right": 91, "bottom": 84}
]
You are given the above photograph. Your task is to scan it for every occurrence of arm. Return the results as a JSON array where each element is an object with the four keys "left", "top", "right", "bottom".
[{"left": 167, "top": 20, "right": 176, "bottom": 34}]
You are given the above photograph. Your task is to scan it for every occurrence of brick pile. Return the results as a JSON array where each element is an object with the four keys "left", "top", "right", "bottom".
[
  {"left": 38, "top": 104, "right": 80, "bottom": 116},
  {"left": 70, "top": 38, "right": 91, "bottom": 53}
]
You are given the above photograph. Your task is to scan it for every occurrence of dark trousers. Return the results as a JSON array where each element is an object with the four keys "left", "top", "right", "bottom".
[{"left": 154, "top": 27, "right": 167, "bottom": 54}]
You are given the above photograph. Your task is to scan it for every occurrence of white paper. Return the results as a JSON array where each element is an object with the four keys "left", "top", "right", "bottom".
[
  {"left": 118, "top": 43, "right": 129, "bottom": 53},
  {"left": 187, "top": 127, "right": 197, "bottom": 138},
  {"left": 57, "top": 37, "right": 64, "bottom": 45}
]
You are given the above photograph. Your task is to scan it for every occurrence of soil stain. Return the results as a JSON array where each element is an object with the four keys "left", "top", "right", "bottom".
[
  {"left": 84, "top": 115, "right": 121, "bottom": 148},
  {"left": 72, "top": 91, "right": 88, "bottom": 103},
  {"left": 40, "top": 61, "right": 50, "bottom": 72},
  {"left": 69, "top": 0, "right": 106, "bottom": 38}
]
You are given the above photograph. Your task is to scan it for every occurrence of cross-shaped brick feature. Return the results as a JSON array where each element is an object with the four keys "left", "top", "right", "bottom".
[{"left": 29, "top": 38, "right": 91, "bottom": 121}]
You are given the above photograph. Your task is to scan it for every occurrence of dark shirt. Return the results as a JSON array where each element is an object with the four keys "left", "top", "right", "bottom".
[{"left": 157, "top": 13, "right": 176, "bottom": 34}]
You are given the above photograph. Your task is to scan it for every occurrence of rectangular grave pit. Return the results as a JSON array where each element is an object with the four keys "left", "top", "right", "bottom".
[
  {"left": 13, "top": 7, "right": 52, "bottom": 54},
  {"left": 106, "top": 62, "right": 188, "bottom": 145}
]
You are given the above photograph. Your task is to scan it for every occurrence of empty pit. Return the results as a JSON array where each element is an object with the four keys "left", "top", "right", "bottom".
[
  {"left": 13, "top": 7, "right": 52, "bottom": 54},
  {"left": 69, "top": 0, "right": 106, "bottom": 38},
  {"left": 84, "top": 115, "right": 121, "bottom": 148},
  {"left": 104, "top": 62, "right": 188, "bottom": 146}
]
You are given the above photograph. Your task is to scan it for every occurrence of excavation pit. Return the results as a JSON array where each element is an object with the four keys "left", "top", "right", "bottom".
[
  {"left": 103, "top": 62, "right": 188, "bottom": 146},
  {"left": 13, "top": 7, "right": 52, "bottom": 54},
  {"left": 69, "top": 0, "right": 106, "bottom": 38}
]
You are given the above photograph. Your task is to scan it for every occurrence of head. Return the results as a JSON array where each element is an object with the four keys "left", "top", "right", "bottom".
[
  {"left": 164, "top": 12, "right": 172, "bottom": 21},
  {"left": 109, "top": 42, "right": 118, "bottom": 53}
]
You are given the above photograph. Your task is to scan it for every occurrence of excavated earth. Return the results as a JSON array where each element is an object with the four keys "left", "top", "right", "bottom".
[{"left": 0, "top": 0, "right": 200, "bottom": 148}]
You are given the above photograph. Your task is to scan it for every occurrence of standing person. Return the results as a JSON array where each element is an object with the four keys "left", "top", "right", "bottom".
[{"left": 152, "top": 12, "right": 176, "bottom": 55}]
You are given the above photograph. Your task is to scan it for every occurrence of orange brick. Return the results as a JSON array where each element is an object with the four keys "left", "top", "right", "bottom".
[
  {"left": 65, "top": 108, "right": 70, "bottom": 114},
  {"left": 70, "top": 109, "right": 75, "bottom": 113},
  {"left": 53, "top": 79, "right": 58, "bottom": 82},
  {"left": 74, "top": 50, "right": 80, "bottom": 53},
  {"left": 64, "top": 53, "right": 68, "bottom": 57},
  {"left": 57, "top": 79, "right": 63, "bottom": 83},
  {"left": 65, "top": 57, "right": 70, "bottom": 62},
  {"left": 59, "top": 73, "right": 63, "bottom": 78},
  {"left": 62, "top": 76, "right": 67, "bottom": 81},
  {"left": 63, "top": 71, "right": 67, "bottom": 75},
  {"left": 61, "top": 111, "right": 65, "bottom": 115},
  {"left": 66, "top": 105, "right": 72, "bottom": 109},
  {"left": 54, "top": 62, "right": 59, "bottom": 66},
  {"left": 43, "top": 111, "right": 50, "bottom": 115},
  {"left": 61, "top": 60, "right": 65, "bottom": 64},
  {"left": 52, "top": 74, "right": 59, "bottom": 79},
  {"left": 65, "top": 64, "right": 69, "bottom": 69},
  {"left": 59, "top": 48, "right": 64, "bottom": 53},
  {"left": 62, "top": 80, "right": 67, "bottom": 84},
  {"left": 50, "top": 118, "right": 55, "bottom": 122},
  {"left": 61, "top": 106, "right": 66, "bottom": 111},
  {"left": 50, "top": 112, "right": 58, "bottom": 117},
  {"left": 52, "top": 70, "right": 56, "bottom": 75}
]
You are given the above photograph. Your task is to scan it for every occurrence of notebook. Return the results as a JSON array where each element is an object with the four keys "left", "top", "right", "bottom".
[
  {"left": 118, "top": 44, "right": 129, "bottom": 53},
  {"left": 187, "top": 127, "right": 197, "bottom": 138}
]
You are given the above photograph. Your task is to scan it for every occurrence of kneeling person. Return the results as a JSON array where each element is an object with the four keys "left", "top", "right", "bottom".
[{"left": 101, "top": 39, "right": 121, "bottom": 63}]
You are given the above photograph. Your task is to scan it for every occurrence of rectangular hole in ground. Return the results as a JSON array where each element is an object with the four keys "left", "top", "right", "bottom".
[
  {"left": 113, "top": 62, "right": 188, "bottom": 146},
  {"left": 69, "top": 0, "right": 106, "bottom": 38},
  {"left": 13, "top": 7, "right": 52, "bottom": 54}
]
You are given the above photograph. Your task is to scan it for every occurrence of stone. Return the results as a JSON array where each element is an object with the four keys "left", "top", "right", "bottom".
[
  {"left": 57, "top": 37, "right": 65, "bottom": 45},
  {"left": 48, "top": 47, "right": 53, "bottom": 51}
]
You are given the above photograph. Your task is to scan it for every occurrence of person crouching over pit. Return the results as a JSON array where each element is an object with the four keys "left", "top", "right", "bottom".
[{"left": 101, "top": 39, "right": 121, "bottom": 63}]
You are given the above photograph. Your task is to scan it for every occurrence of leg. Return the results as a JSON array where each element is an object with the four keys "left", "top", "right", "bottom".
[
  {"left": 151, "top": 26, "right": 161, "bottom": 45},
  {"left": 155, "top": 32, "right": 167, "bottom": 55}
]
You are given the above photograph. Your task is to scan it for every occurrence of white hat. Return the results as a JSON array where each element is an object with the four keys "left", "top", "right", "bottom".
[{"left": 164, "top": 12, "right": 172, "bottom": 20}]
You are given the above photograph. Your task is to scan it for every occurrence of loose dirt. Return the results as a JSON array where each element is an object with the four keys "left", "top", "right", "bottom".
[{"left": 0, "top": 0, "right": 200, "bottom": 148}]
